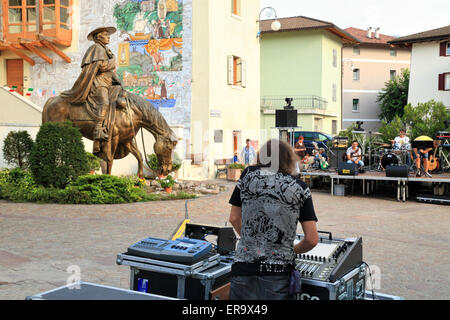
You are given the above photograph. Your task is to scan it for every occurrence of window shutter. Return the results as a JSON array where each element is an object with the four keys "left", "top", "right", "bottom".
[
  {"left": 439, "top": 42, "right": 447, "bottom": 56},
  {"left": 227, "top": 55, "right": 234, "bottom": 85},
  {"left": 241, "top": 59, "right": 247, "bottom": 88},
  {"left": 438, "top": 73, "right": 445, "bottom": 90}
]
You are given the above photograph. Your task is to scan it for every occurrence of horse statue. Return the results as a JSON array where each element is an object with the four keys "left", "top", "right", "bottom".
[
  {"left": 42, "top": 90, "right": 178, "bottom": 179},
  {"left": 41, "top": 26, "right": 178, "bottom": 179}
]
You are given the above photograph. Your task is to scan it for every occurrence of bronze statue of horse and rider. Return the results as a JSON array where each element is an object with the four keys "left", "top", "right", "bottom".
[{"left": 42, "top": 27, "right": 178, "bottom": 178}]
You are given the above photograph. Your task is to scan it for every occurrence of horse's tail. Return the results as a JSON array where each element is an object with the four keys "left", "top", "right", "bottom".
[{"left": 42, "top": 97, "right": 53, "bottom": 123}]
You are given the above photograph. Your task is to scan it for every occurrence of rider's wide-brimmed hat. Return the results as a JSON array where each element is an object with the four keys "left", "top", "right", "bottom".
[{"left": 87, "top": 26, "right": 117, "bottom": 41}]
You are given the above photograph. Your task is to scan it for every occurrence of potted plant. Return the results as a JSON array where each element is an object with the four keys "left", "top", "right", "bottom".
[
  {"left": 227, "top": 163, "right": 245, "bottom": 182},
  {"left": 86, "top": 152, "right": 101, "bottom": 174},
  {"left": 156, "top": 174, "right": 176, "bottom": 193}
]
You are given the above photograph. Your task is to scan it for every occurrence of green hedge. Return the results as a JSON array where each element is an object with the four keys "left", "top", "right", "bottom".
[
  {"left": 0, "top": 169, "right": 197, "bottom": 204},
  {"left": 30, "top": 121, "right": 89, "bottom": 189}
]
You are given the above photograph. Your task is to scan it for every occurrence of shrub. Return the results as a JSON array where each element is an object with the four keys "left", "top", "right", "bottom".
[
  {"left": 402, "top": 100, "right": 450, "bottom": 139},
  {"left": 147, "top": 152, "right": 182, "bottom": 172},
  {"left": 2, "top": 130, "right": 34, "bottom": 169},
  {"left": 156, "top": 174, "right": 176, "bottom": 188},
  {"left": 67, "top": 174, "right": 149, "bottom": 204},
  {"left": 147, "top": 153, "right": 160, "bottom": 171},
  {"left": 30, "top": 121, "right": 89, "bottom": 189},
  {"left": 0, "top": 168, "right": 38, "bottom": 202},
  {"left": 86, "top": 152, "right": 101, "bottom": 171},
  {"left": 228, "top": 163, "right": 245, "bottom": 170}
]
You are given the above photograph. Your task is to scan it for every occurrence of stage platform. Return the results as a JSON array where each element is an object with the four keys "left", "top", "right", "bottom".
[{"left": 299, "top": 169, "right": 450, "bottom": 202}]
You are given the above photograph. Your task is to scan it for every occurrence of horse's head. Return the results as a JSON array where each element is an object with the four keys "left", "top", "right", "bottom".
[{"left": 154, "top": 133, "right": 178, "bottom": 176}]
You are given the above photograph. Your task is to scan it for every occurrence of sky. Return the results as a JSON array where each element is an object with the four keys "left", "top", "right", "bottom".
[{"left": 260, "top": 0, "right": 450, "bottom": 37}]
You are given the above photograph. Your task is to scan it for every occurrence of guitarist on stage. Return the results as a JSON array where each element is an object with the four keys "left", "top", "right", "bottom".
[{"left": 413, "top": 145, "right": 433, "bottom": 178}]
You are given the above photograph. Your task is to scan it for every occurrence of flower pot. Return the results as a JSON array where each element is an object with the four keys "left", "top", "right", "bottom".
[
  {"left": 227, "top": 168, "right": 242, "bottom": 182},
  {"left": 165, "top": 187, "right": 173, "bottom": 193}
]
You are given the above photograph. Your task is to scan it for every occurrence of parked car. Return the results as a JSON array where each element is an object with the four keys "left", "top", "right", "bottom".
[{"left": 292, "top": 131, "right": 332, "bottom": 154}]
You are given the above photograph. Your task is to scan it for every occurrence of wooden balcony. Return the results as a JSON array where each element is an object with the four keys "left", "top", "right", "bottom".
[{"left": 0, "top": 0, "right": 73, "bottom": 65}]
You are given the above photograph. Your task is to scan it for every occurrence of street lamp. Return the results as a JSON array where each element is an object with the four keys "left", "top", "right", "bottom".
[{"left": 257, "top": 7, "right": 281, "bottom": 38}]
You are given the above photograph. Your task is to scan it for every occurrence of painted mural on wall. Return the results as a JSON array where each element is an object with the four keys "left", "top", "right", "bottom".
[
  {"left": 113, "top": 0, "right": 184, "bottom": 110},
  {"left": 28, "top": 0, "right": 192, "bottom": 153}
]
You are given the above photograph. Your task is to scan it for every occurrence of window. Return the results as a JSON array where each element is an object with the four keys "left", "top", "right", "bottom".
[
  {"left": 390, "top": 70, "right": 397, "bottom": 81},
  {"left": 352, "top": 99, "right": 360, "bottom": 112},
  {"left": 228, "top": 55, "right": 246, "bottom": 88},
  {"left": 214, "top": 130, "right": 224, "bottom": 143},
  {"left": 332, "top": 121, "right": 338, "bottom": 135},
  {"left": 353, "top": 68, "right": 360, "bottom": 81},
  {"left": 3, "top": 0, "right": 73, "bottom": 45},
  {"left": 42, "top": 0, "right": 56, "bottom": 30},
  {"left": 439, "top": 73, "right": 450, "bottom": 91},
  {"left": 332, "top": 83, "right": 337, "bottom": 102},
  {"left": 231, "top": 0, "right": 241, "bottom": 16},
  {"left": 60, "top": 0, "right": 71, "bottom": 30},
  {"left": 332, "top": 48, "right": 337, "bottom": 67},
  {"left": 302, "top": 132, "right": 314, "bottom": 140},
  {"left": 353, "top": 46, "right": 360, "bottom": 55},
  {"left": 439, "top": 42, "right": 450, "bottom": 56},
  {"left": 390, "top": 49, "right": 397, "bottom": 57}
]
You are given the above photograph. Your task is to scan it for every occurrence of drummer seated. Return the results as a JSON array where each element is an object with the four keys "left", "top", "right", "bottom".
[
  {"left": 392, "top": 129, "right": 410, "bottom": 150},
  {"left": 346, "top": 141, "right": 365, "bottom": 168}
]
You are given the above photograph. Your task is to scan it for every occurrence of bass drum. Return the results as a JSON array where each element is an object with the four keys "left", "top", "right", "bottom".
[{"left": 380, "top": 152, "right": 400, "bottom": 170}]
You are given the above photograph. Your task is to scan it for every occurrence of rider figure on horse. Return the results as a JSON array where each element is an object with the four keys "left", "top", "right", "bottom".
[{"left": 61, "top": 26, "right": 122, "bottom": 147}]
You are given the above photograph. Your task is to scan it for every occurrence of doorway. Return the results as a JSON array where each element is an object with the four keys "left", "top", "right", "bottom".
[{"left": 7, "top": 59, "right": 24, "bottom": 96}]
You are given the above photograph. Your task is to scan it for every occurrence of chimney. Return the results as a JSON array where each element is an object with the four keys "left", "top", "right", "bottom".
[
  {"left": 375, "top": 27, "right": 380, "bottom": 39},
  {"left": 367, "top": 27, "right": 373, "bottom": 38}
]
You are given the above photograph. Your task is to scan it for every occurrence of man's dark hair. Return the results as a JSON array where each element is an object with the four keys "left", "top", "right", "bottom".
[
  {"left": 246, "top": 139, "right": 250, "bottom": 143},
  {"left": 256, "top": 139, "right": 299, "bottom": 175},
  {"left": 400, "top": 128, "right": 406, "bottom": 133},
  {"left": 352, "top": 140, "right": 359, "bottom": 145}
]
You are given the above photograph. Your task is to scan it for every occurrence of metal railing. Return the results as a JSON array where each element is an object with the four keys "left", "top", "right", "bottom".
[{"left": 261, "top": 95, "right": 328, "bottom": 111}]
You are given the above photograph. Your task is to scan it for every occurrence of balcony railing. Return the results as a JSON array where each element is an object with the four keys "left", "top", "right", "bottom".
[{"left": 261, "top": 95, "right": 328, "bottom": 111}]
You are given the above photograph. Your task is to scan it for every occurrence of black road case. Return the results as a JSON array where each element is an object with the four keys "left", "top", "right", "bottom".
[
  {"left": 117, "top": 252, "right": 232, "bottom": 300},
  {"left": 26, "top": 282, "right": 177, "bottom": 300}
]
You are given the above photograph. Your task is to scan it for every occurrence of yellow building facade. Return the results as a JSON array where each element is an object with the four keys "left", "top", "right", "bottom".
[{"left": 190, "top": 0, "right": 261, "bottom": 178}]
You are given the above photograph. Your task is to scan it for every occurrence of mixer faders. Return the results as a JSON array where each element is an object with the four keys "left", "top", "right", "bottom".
[{"left": 294, "top": 233, "right": 363, "bottom": 283}]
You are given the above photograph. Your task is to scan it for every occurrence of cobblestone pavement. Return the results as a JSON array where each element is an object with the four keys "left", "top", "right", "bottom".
[{"left": 0, "top": 182, "right": 449, "bottom": 300}]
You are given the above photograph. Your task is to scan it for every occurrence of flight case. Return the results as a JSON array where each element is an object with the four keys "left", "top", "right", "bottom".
[
  {"left": 116, "top": 252, "right": 232, "bottom": 300},
  {"left": 298, "top": 265, "right": 367, "bottom": 300}
]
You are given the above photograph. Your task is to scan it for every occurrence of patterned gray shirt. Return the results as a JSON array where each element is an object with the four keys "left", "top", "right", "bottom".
[{"left": 229, "top": 166, "right": 317, "bottom": 268}]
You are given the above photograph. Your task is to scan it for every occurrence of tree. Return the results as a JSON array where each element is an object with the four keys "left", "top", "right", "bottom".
[
  {"left": 2, "top": 130, "right": 34, "bottom": 169},
  {"left": 402, "top": 100, "right": 450, "bottom": 139},
  {"left": 378, "top": 115, "right": 405, "bottom": 143},
  {"left": 377, "top": 69, "right": 410, "bottom": 122},
  {"left": 30, "top": 121, "right": 89, "bottom": 189}
]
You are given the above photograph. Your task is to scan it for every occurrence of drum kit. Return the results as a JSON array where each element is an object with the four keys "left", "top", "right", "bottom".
[
  {"left": 350, "top": 131, "right": 413, "bottom": 172},
  {"left": 375, "top": 142, "right": 412, "bottom": 171}
]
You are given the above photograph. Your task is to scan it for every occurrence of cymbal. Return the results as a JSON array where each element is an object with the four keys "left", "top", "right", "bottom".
[
  {"left": 351, "top": 131, "right": 383, "bottom": 135},
  {"left": 374, "top": 142, "right": 391, "bottom": 146}
]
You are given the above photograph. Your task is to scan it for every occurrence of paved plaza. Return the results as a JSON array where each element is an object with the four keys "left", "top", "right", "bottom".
[{"left": 0, "top": 182, "right": 449, "bottom": 300}]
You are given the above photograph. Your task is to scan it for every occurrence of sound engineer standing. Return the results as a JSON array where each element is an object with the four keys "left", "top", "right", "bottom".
[{"left": 228, "top": 139, "right": 319, "bottom": 300}]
